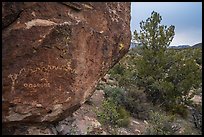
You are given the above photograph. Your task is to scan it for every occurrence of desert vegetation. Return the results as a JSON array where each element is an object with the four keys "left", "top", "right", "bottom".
[{"left": 95, "top": 11, "right": 202, "bottom": 135}]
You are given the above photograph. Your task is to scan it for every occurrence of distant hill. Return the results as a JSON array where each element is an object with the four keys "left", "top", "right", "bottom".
[
  {"left": 192, "top": 43, "right": 202, "bottom": 48},
  {"left": 168, "top": 45, "right": 190, "bottom": 49},
  {"left": 131, "top": 42, "right": 202, "bottom": 49},
  {"left": 168, "top": 43, "right": 202, "bottom": 49}
]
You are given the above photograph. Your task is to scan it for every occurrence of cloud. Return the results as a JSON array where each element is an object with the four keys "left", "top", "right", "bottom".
[
  {"left": 131, "top": 2, "right": 202, "bottom": 46},
  {"left": 170, "top": 28, "right": 202, "bottom": 46}
]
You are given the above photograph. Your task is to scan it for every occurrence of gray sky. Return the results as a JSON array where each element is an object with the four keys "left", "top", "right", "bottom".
[{"left": 131, "top": 2, "right": 202, "bottom": 46}]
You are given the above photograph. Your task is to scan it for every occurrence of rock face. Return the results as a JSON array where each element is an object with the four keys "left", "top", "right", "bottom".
[{"left": 2, "top": 2, "right": 131, "bottom": 124}]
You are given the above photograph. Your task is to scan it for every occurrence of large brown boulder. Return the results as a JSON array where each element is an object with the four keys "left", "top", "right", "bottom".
[{"left": 2, "top": 2, "right": 131, "bottom": 124}]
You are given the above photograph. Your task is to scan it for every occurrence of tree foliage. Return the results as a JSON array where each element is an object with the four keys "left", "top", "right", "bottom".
[
  {"left": 110, "top": 11, "right": 202, "bottom": 117},
  {"left": 133, "top": 11, "right": 202, "bottom": 115}
]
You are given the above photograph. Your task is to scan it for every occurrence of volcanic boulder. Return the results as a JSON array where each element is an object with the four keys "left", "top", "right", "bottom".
[{"left": 2, "top": 2, "right": 131, "bottom": 124}]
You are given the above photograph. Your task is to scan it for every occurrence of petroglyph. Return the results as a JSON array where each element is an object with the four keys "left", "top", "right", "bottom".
[
  {"left": 40, "top": 78, "right": 49, "bottom": 82},
  {"left": 23, "top": 83, "right": 50, "bottom": 88},
  {"left": 27, "top": 62, "right": 73, "bottom": 74},
  {"left": 7, "top": 62, "right": 73, "bottom": 92},
  {"left": 8, "top": 74, "right": 18, "bottom": 94}
]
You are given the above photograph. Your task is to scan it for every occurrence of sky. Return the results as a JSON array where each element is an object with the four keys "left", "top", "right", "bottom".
[{"left": 131, "top": 2, "right": 202, "bottom": 46}]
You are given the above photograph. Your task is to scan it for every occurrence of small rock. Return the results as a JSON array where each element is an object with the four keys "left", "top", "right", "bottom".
[
  {"left": 56, "top": 123, "right": 76, "bottom": 135},
  {"left": 144, "top": 120, "right": 148, "bottom": 125},
  {"left": 117, "top": 128, "right": 129, "bottom": 135},
  {"left": 135, "top": 129, "right": 141, "bottom": 134},
  {"left": 132, "top": 120, "right": 140, "bottom": 125}
]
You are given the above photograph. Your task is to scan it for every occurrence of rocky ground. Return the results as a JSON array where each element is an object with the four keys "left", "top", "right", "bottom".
[{"left": 53, "top": 89, "right": 148, "bottom": 135}]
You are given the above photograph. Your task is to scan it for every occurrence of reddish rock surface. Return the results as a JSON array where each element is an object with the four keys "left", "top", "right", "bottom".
[{"left": 2, "top": 2, "right": 131, "bottom": 124}]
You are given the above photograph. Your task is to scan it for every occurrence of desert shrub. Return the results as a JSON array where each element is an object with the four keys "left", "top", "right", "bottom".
[
  {"left": 103, "top": 82, "right": 153, "bottom": 120},
  {"left": 96, "top": 98, "right": 130, "bottom": 127},
  {"left": 123, "top": 87, "right": 154, "bottom": 120},
  {"left": 109, "top": 63, "right": 125, "bottom": 77},
  {"left": 103, "top": 85, "right": 125, "bottom": 106},
  {"left": 96, "top": 98, "right": 120, "bottom": 126},
  {"left": 108, "top": 54, "right": 138, "bottom": 89},
  {"left": 144, "top": 111, "right": 177, "bottom": 135},
  {"left": 168, "top": 104, "right": 189, "bottom": 119},
  {"left": 116, "top": 107, "right": 130, "bottom": 127}
]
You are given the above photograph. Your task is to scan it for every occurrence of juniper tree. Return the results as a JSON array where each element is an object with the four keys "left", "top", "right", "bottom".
[{"left": 133, "top": 11, "right": 201, "bottom": 116}]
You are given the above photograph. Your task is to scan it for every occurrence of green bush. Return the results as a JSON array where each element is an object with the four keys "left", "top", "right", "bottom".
[
  {"left": 144, "top": 111, "right": 177, "bottom": 135},
  {"left": 117, "top": 107, "right": 130, "bottom": 127},
  {"left": 123, "top": 88, "right": 153, "bottom": 120},
  {"left": 96, "top": 98, "right": 130, "bottom": 127},
  {"left": 168, "top": 104, "right": 188, "bottom": 118},
  {"left": 97, "top": 98, "right": 120, "bottom": 125},
  {"left": 144, "top": 109, "right": 201, "bottom": 135},
  {"left": 103, "top": 86, "right": 125, "bottom": 106},
  {"left": 103, "top": 82, "right": 153, "bottom": 120}
]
